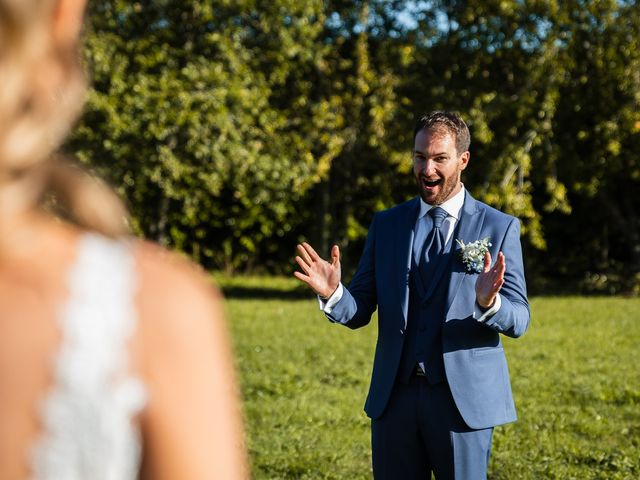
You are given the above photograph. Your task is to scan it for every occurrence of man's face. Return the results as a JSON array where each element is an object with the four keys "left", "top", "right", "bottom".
[{"left": 412, "top": 128, "right": 469, "bottom": 205}]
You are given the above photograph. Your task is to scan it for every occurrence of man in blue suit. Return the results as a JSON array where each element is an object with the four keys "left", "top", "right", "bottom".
[{"left": 294, "top": 111, "right": 530, "bottom": 479}]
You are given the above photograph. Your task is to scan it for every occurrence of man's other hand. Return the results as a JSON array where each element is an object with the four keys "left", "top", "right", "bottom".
[{"left": 475, "top": 251, "right": 505, "bottom": 309}]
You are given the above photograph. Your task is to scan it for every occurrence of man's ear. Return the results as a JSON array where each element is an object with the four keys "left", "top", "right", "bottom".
[
  {"left": 459, "top": 151, "right": 470, "bottom": 171},
  {"left": 52, "top": 0, "right": 87, "bottom": 47}
]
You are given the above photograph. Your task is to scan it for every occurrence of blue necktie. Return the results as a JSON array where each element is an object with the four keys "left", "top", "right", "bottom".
[{"left": 419, "top": 207, "right": 448, "bottom": 283}]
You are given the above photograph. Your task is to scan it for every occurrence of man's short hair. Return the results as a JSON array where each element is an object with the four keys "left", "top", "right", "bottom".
[{"left": 413, "top": 111, "right": 471, "bottom": 155}]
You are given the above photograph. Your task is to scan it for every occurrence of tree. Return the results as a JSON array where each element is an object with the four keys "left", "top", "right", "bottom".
[
  {"left": 71, "top": 0, "right": 342, "bottom": 271},
  {"left": 66, "top": 0, "right": 640, "bottom": 292}
]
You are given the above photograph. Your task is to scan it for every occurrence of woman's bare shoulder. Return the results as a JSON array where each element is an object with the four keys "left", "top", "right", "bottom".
[
  {"left": 129, "top": 240, "right": 226, "bottom": 363},
  {"left": 129, "top": 242, "right": 247, "bottom": 480},
  {"left": 132, "top": 240, "right": 221, "bottom": 312}
]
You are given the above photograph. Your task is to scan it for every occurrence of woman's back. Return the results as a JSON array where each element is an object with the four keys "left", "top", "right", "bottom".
[
  {"left": 0, "top": 218, "right": 79, "bottom": 478},
  {"left": 0, "top": 0, "right": 247, "bottom": 476},
  {"left": 0, "top": 217, "right": 247, "bottom": 479}
]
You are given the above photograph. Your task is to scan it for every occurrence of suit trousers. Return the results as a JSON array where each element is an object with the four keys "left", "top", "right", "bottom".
[{"left": 371, "top": 375, "right": 493, "bottom": 480}]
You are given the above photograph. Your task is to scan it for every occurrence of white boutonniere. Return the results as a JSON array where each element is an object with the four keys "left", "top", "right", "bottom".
[{"left": 456, "top": 237, "right": 492, "bottom": 273}]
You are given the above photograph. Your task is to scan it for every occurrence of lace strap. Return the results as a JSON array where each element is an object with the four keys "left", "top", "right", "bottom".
[{"left": 31, "top": 234, "right": 147, "bottom": 480}]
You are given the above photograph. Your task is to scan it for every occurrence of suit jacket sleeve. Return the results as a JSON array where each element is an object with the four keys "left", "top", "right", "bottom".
[
  {"left": 482, "top": 217, "right": 530, "bottom": 338},
  {"left": 325, "top": 214, "right": 379, "bottom": 329}
]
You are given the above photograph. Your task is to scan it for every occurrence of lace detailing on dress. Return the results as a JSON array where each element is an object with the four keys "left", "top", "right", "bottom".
[{"left": 31, "top": 234, "right": 147, "bottom": 480}]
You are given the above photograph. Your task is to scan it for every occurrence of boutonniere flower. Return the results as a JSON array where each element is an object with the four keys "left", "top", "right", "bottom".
[{"left": 456, "top": 237, "right": 492, "bottom": 273}]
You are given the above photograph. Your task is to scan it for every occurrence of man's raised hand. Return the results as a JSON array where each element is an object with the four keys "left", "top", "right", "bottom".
[
  {"left": 294, "top": 242, "right": 341, "bottom": 298},
  {"left": 475, "top": 251, "right": 506, "bottom": 309}
]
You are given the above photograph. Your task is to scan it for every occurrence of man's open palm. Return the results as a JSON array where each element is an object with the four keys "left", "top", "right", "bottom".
[{"left": 294, "top": 242, "right": 341, "bottom": 298}]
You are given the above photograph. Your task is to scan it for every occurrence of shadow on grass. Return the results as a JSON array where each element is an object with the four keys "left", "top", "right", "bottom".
[{"left": 221, "top": 285, "right": 313, "bottom": 300}]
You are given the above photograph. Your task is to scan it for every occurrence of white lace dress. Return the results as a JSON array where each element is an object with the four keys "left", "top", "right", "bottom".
[{"left": 30, "top": 234, "right": 147, "bottom": 480}]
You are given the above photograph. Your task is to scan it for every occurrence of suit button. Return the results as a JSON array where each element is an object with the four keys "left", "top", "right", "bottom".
[{"left": 399, "top": 329, "right": 405, "bottom": 335}]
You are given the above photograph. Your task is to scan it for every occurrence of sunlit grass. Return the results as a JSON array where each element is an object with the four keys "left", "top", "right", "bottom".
[{"left": 220, "top": 278, "right": 640, "bottom": 479}]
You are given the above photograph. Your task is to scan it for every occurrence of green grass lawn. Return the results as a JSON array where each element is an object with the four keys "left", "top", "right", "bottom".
[{"left": 220, "top": 276, "right": 640, "bottom": 479}]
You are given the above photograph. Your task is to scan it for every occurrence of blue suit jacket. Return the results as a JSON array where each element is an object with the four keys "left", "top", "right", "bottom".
[{"left": 326, "top": 191, "right": 530, "bottom": 429}]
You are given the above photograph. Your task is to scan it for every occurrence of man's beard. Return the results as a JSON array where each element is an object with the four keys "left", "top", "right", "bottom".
[{"left": 417, "top": 174, "right": 460, "bottom": 205}]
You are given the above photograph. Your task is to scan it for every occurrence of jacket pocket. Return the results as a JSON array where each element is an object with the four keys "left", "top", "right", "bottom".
[{"left": 471, "top": 346, "right": 504, "bottom": 357}]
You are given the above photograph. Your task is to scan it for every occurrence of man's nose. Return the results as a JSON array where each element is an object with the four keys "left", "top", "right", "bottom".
[{"left": 420, "top": 159, "right": 436, "bottom": 176}]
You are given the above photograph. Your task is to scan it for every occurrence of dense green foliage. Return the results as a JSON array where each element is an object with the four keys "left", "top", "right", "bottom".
[
  {"left": 221, "top": 276, "right": 640, "bottom": 479},
  {"left": 68, "top": 1, "right": 640, "bottom": 293}
]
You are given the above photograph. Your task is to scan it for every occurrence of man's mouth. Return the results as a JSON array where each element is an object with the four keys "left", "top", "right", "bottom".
[{"left": 421, "top": 178, "right": 441, "bottom": 189}]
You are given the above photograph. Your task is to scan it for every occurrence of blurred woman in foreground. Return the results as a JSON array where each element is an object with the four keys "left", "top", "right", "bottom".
[{"left": 0, "top": 0, "right": 247, "bottom": 478}]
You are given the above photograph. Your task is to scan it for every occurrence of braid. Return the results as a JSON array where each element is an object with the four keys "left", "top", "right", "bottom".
[{"left": 0, "top": 0, "right": 130, "bottom": 238}]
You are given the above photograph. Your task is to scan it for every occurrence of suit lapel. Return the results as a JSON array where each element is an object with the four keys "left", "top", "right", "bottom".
[
  {"left": 446, "top": 191, "right": 485, "bottom": 314},
  {"left": 394, "top": 198, "right": 420, "bottom": 330}
]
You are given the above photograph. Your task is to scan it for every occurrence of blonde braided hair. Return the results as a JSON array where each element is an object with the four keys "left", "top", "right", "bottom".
[{"left": 0, "top": 0, "right": 128, "bottom": 237}]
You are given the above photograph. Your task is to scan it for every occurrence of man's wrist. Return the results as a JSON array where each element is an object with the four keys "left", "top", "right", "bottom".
[
  {"left": 474, "top": 294, "right": 501, "bottom": 322},
  {"left": 477, "top": 296, "right": 496, "bottom": 310},
  {"left": 318, "top": 283, "right": 344, "bottom": 314},
  {"left": 320, "top": 284, "right": 340, "bottom": 300}
]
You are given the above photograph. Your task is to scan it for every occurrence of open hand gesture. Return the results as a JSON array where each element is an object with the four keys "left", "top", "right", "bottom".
[
  {"left": 294, "top": 242, "right": 341, "bottom": 298},
  {"left": 475, "top": 251, "right": 506, "bottom": 309}
]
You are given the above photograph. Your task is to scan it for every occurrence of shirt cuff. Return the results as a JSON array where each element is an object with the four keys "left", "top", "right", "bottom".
[
  {"left": 474, "top": 294, "right": 501, "bottom": 323},
  {"left": 317, "top": 283, "right": 344, "bottom": 314}
]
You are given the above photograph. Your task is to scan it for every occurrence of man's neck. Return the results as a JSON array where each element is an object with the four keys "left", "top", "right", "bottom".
[{"left": 419, "top": 184, "right": 465, "bottom": 220}]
